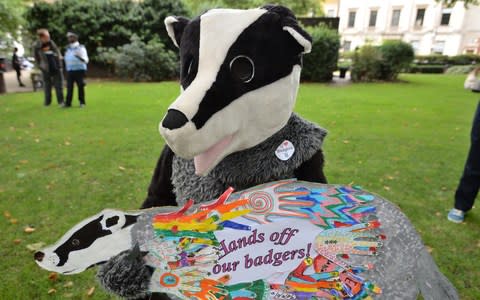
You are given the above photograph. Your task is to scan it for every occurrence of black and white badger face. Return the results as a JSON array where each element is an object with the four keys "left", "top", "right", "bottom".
[
  {"left": 34, "top": 210, "right": 139, "bottom": 274},
  {"left": 160, "top": 5, "right": 312, "bottom": 176}
]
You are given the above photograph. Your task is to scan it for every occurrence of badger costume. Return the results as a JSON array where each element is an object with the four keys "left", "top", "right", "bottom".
[
  {"left": 94, "top": 5, "right": 458, "bottom": 300},
  {"left": 99, "top": 5, "right": 327, "bottom": 299},
  {"left": 140, "top": 4, "right": 327, "bottom": 211}
]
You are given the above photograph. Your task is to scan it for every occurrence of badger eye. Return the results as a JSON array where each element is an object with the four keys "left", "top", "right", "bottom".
[
  {"left": 229, "top": 55, "right": 254, "bottom": 83},
  {"left": 71, "top": 239, "right": 80, "bottom": 246}
]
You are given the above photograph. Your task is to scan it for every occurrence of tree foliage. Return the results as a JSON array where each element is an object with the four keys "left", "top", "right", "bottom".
[
  {"left": 437, "top": 0, "right": 479, "bottom": 7},
  {"left": 183, "top": 0, "right": 322, "bottom": 17},
  {"left": 0, "top": 0, "right": 27, "bottom": 39},
  {"left": 24, "top": 0, "right": 187, "bottom": 61}
]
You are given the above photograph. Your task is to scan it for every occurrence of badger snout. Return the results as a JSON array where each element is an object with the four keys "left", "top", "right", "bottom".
[
  {"left": 34, "top": 251, "right": 45, "bottom": 262},
  {"left": 162, "top": 109, "right": 188, "bottom": 130}
]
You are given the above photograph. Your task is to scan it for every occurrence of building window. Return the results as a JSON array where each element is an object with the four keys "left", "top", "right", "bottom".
[
  {"left": 327, "top": 9, "right": 335, "bottom": 17},
  {"left": 348, "top": 11, "right": 356, "bottom": 28},
  {"left": 369, "top": 10, "right": 378, "bottom": 27},
  {"left": 410, "top": 40, "right": 420, "bottom": 53},
  {"left": 432, "top": 41, "right": 445, "bottom": 54},
  {"left": 391, "top": 9, "right": 401, "bottom": 27},
  {"left": 343, "top": 41, "right": 352, "bottom": 52},
  {"left": 441, "top": 8, "right": 452, "bottom": 26},
  {"left": 415, "top": 8, "right": 426, "bottom": 27}
]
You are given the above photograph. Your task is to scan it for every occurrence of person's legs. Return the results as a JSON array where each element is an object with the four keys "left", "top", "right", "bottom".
[
  {"left": 15, "top": 67, "right": 24, "bottom": 86},
  {"left": 42, "top": 71, "right": 52, "bottom": 106},
  {"left": 65, "top": 71, "right": 74, "bottom": 107},
  {"left": 77, "top": 70, "right": 86, "bottom": 105},
  {"left": 53, "top": 72, "right": 64, "bottom": 105},
  {"left": 454, "top": 102, "right": 480, "bottom": 212}
]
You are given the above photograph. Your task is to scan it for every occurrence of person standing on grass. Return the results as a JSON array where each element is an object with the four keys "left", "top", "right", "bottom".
[
  {"left": 64, "top": 32, "right": 88, "bottom": 108},
  {"left": 448, "top": 101, "right": 480, "bottom": 223},
  {"left": 12, "top": 47, "right": 25, "bottom": 87},
  {"left": 33, "top": 29, "right": 64, "bottom": 106}
]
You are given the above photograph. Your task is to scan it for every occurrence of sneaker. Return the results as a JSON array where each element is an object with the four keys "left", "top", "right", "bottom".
[
  {"left": 447, "top": 208, "right": 465, "bottom": 223},
  {"left": 80, "top": 104, "right": 86, "bottom": 108}
]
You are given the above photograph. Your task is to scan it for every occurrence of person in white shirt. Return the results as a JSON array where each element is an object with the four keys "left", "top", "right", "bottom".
[{"left": 64, "top": 31, "right": 89, "bottom": 108}]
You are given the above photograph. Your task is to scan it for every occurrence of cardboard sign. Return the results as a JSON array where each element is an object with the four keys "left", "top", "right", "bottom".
[{"left": 35, "top": 180, "right": 383, "bottom": 299}]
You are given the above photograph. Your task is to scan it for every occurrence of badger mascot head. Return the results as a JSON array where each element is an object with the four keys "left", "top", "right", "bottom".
[{"left": 160, "top": 5, "right": 312, "bottom": 176}]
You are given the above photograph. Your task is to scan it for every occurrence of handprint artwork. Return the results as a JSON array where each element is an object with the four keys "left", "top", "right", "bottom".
[{"left": 38, "top": 179, "right": 434, "bottom": 299}]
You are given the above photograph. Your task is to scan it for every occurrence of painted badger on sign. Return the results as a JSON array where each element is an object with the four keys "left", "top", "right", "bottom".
[{"left": 34, "top": 210, "right": 140, "bottom": 275}]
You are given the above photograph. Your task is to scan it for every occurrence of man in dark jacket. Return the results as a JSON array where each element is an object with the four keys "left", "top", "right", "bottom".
[
  {"left": 12, "top": 47, "right": 25, "bottom": 87},
  {"left": 33, "top": 29, "right": 64, "bottom": 106}
]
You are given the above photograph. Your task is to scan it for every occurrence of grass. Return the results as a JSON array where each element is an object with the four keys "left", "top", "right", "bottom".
[{"left": 0, "top": 74, "right": 479, "bottom": 299}]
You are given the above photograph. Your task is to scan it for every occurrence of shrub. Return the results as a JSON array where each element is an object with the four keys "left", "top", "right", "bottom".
[
  {"left": 445, "top": 65, "right": 478, "bottom": 74},
  {"left": 350, "top": 45, "right": 383, "bottom": 82},
  {"left": 97, "top": 36, "right": 178, "bottom": 82},
  {"left": 301, "top": 26, "right": 340, "bottom": 82},
  {"left": 379, "top": 40, "right": 414, "bottom": 80}
]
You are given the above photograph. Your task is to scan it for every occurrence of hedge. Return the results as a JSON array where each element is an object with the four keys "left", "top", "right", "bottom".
[
  {"left": 415, "top": 54, "right": 480, "bottom": 66},
  {"left": 301, "top": 26, "right": 340, "bottom": 82},
  {"left": 408, "top": 64, "right": 445, "bottom": 74}
]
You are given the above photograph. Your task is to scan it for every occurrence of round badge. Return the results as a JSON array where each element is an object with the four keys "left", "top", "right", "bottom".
[{"left": 275, "top": 140, "right": 295, "bottom": 161}]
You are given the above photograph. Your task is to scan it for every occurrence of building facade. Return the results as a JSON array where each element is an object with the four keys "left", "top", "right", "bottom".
[{"left": 323, "top": 0, "right": 480, "bottom": 55}]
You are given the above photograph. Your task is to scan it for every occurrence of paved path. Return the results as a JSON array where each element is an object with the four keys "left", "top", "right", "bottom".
[
  {"left": 330, "top": 70, "right": 351, "bottom": 86},
  {"left": 2, "top": 70, "right": 34, "bottom": 94}
]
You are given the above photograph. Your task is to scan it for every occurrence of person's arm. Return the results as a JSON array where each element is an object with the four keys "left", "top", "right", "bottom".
[
  {"left": 74, "top": 46, "right": 89, "bottom": 64},
  {"left": 293, "top": 149, "right": 327, "bottom": 183},
  {"left": 50, "top": 40, "right": 63, "bottom": 68},
  {"left": 33, "top": 43, "right": 41, "bottom": 67},
  {"left": 141, "top": 145, "right": 177, "bottom": 209}
]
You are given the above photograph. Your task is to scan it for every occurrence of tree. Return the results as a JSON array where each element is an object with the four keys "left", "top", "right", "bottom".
[
  {"left": 184, "top": 0, "right": 323, "bottom": 17},
  {"left": 437, "top": 0, "right": 479, "bottom": 7},
  {"left": 0, "top": 0, "right": 27, "bottom": 39},
  {"left": 24, "top": 0, "right": 187, "bottom": 61}
]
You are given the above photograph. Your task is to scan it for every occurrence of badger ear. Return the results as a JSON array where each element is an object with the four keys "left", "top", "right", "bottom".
[
  {"left": 283, "top": 23, "right": 312, "bottom": 54},
  {"left": 261, "top": 5, "right": 312, "bottom": 54},
  {"left": 164, "top": 16, "right": 190, "bottom": 48},
  {"left": 100, "top": 210, "right": 138, "bottom": 233}
]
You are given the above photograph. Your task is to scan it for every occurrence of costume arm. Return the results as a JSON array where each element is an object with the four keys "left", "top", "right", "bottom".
[
  {"left": 294, "top": 149, "right": 327, "bottom": 183},
  {"left": 141, "top": 145, "right": 177, "bottom": 209}
]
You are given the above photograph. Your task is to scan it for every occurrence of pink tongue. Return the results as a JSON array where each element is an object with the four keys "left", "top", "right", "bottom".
[{"left": 194, "top": 134, "right": 234, "bottom": 175}]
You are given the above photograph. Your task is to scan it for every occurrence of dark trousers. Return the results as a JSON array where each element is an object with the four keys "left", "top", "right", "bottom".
[
  {"left": 66, "top": 70, "right": 86, "bottom": 106},
  {"left": 14, "top": 67, "right": 23, "bottom": 86},
  {"left": 42, "top": 70, "right": 64, "bottom": 105},
  {"left": 454, "top": 101, "right": 480, "bottom": 212}
]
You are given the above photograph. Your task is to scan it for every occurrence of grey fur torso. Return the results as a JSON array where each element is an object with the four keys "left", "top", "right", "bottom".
[{"left": 170, "top": 113, "right": 327, "bottom": 204}]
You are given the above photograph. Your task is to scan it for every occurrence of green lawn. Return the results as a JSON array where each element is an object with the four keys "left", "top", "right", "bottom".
[{"left": 0, "top": 74, "right": 479, "bottom": 299}]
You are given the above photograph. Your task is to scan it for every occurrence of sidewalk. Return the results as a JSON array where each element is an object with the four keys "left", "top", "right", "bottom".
[
  {"left": 330, "top": 70, "right": 351, "bottom": 86},
  {"left": 2, "top": 70, "right": 34, "bottom": 93}
]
